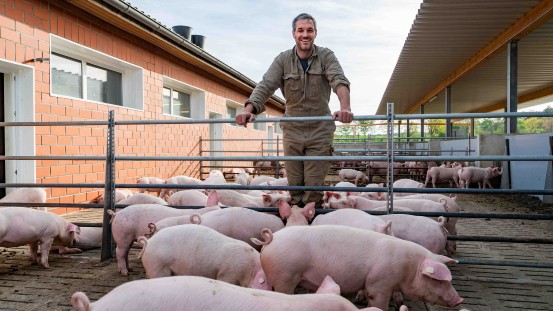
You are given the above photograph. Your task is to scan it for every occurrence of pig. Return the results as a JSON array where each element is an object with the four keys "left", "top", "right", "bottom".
[
  {"left": 379, "top": 214, "right": 448, "bottom": 254},
  {"left": 159, "top": 175, "right": 204, "bottom": 201},
  {"left": 339, "top": 169, "right": 369, "bottom": 186},
  {"left": 458, "top": 166, "right": 503, "bottom": 189},
  {"left": 212, "top": 189, "right": 265, "bottom": 208},
  {"left": 266, "top": 177, "right": 289, "bottom": 187},
  {"left": 392, "top": 179, "right": 424, "bottom": 197},
  {"left": 97, "top": 189, "right": 134, "bottom": 205},
  {"left": 424, "top": 165, "right": 462, "bottom": 188},
  {"left": 366, "top": 161, "right": 406, "bottom": 181},
  {"left": 115, "top": 193, "right": 167, "bottom": 210},
  {"left": 149, "top": 207, "right": 285, "bottom": 251},
  {"left": 191, "top": 207, "right": 284, "bottom": 250},
  {"left": 235, "top": 172, "right": 250, "bottom": 185},
  {"left": 0, "top": 188, "right": 47, "bottom": 210},
  {"left": 71, "top": 275, "right": 379, "bottom": 311},
  {"left": 250, "top": 176, "right": 276, "bottom": 186},
  {"left": 167, "top": 189, "right": 208, "bottom": 207},
  {"left": 136, "top": 177, "right": 165, "bottom": 196},
  {"left": 0, "top": 207, "right": 80, "bottom": 268},
  {"left": 278, "top": 200, "right": 316, "bottom": 226},
  {"left": 252, "top": 225, "right": 463, "bottom": 310},
  {"left": 146, "top": 214, "right": 201, "bottom": 237},
  {"left": 223, "top": 168, "right": 245, "bottom": 180},
  {"left": 311, "top": 209, "right": 393, "bottom": 235},
  {"left": 253, "top": 160, "right": 278, "bottom": 176},
  {"left": 137, "top": 224, "right": 272, "bottom": 291},
  {"left": 55, "top": 227, "right": 103, "bottom": 254},
  {"left": 109, "top": 192, "right": 220, "bottom": 276},
  {"left": 203, "top": 170, "right": 226, "bottom": 185},
  {"left": 278, "top": 167, "right": 287, "bottom": 178}
]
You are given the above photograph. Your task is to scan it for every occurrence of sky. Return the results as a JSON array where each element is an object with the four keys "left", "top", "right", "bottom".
[{"left": 127, "top": 0, "right": 422, "bottom": 116}]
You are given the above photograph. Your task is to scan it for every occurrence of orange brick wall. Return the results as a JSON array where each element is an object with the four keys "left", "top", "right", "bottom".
[{"left": 0, "top": 0, "right": 283, "bottom": 204}]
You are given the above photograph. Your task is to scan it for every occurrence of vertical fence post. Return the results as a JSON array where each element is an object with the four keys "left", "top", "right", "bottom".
[
  {"left": 275, "top": 136, "right": 280, "bottom": 178},
  {"left": 101, "top": 110, "right": 116, "bottom": 262},
  {"left": 386, "top": 103, "right": 394, "bottom": 214},
  {"left": 199, "top": 136, "right": 203, "bottom": 179}
]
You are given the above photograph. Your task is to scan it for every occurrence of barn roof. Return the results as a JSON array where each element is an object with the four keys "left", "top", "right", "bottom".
[{"left": 377, "top": 0, "right": 553, "bottom": 115}]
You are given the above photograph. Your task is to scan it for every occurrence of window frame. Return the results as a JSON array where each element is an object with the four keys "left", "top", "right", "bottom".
[
  {"left": 225, "top": 100, "right": 243, "bottom": 127},
  {"left": 162, "top": 76, "right": 205, "bottom": 119},
  {"left": 50, "top": 35, "right": 144, "bottom": 110}
]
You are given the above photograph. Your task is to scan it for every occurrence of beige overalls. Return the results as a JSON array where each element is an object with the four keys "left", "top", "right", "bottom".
[{"left": 247, "top": 45, "right": 350, "bottom": 205}]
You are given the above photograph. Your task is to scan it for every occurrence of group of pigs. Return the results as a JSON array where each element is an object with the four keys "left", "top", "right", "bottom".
[
  {"left": 339, "top": 161, "right": 503, "bottom": 190},
  {"left": 0, "top": 173, "right": 466, "bottom": 310},
  {"left": 88, "top": 171, "right": 463, "bottom": 310}
]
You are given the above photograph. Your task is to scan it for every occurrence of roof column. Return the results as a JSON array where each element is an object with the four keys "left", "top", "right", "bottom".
[
  {"left": 507, "top": 40, "right": 518, "bottom": 134},
  {"left": 420, "top": 104, "right": 425, "bottom": 142}
]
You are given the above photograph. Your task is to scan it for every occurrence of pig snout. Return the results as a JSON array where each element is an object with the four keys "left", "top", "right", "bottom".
[{"left": 71, "top": 291, "right": 91, "bottom": 311}]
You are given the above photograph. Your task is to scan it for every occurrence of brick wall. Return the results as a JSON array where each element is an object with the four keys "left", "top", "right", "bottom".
[{"left": 0, "top": 0, "right": 282, "bottom": 206}]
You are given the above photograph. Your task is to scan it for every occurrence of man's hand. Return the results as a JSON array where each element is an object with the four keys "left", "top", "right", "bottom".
[
  {"left": 235, "top": 111, "right": 256, "bottom": 128},
  {"left": 332, "top": 110, "right": 354, "bottom": 123}
]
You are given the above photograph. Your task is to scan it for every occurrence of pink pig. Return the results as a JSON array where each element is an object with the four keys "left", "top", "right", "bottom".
[
  {"left": 0, "top": 188, "right": 47, "bottom": 210},
  {"left": 108, "top": 192, "right": 220, "bottom": 276},
  {"left": 72, "top": 275, "right": 379, "bottom": 311},
  {"left": 311, "top": 209, "right": 393, "bottom": 235},
  {"left": 0, "top": 207, "right": 80, "bottom": 268},
  {"left": 277, "top": 201, "right": 316, "bottom": 226},
  {"left": 379, "top": 214, "right": 448, "bottom": 254},
  {"left": 339, "top": 169, "right": 369, "bottom": 186},
  {"left": 252, "top": 225, "right": 463, "bottom": 310},
  {"left": 148, "top": 207, "right": 284, "bottom": 251},
  {"left": 166, "top": 189, "right": 208, "bottom": 206},
  {"left": 138, "top": 224, "right": 272, "bottom": 290},
  {"left": 136, "top": 177, "right": 165, "bottom": 196}
]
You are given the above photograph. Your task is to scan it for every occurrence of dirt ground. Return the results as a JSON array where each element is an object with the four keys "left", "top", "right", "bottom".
[{"left": 1, "top": 191, "right": 552, "bottom": 311}]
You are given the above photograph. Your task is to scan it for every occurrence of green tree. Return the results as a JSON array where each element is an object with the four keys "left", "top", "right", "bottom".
[
  {"left": 522, "top": 117, "right": 545, "bottom": 133},
  {"left": 356, "top": 120, "right": 374, "bottom": 138},
  {"left": 336, "top": 125, "right": 353, "bottom": 137}
]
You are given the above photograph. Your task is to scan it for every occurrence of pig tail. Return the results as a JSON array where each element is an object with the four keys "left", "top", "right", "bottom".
[
  {"left": 250, "top": 228, "right": 274, "bottom": 246},
  {"left": 136, "top": 236, "right": 148, "bottom": 258}
]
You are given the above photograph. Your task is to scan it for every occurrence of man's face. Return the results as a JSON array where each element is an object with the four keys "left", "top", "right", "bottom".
[{"left": 293, "top": 19, "right": 317, "bottom": 53}]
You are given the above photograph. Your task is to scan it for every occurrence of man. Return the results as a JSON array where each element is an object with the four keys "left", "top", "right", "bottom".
[{"left": 235, "top": 13, "right": 353, "bottom": 207}]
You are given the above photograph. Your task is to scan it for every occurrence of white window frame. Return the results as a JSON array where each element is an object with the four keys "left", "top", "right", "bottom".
[
  {"left": 226, "top": 100, "right": 242, "bottom": 127},
  {"left": 162, "top": 76, "right": 205, "bottom": 119},
  {"left": 274, "top": 120, "right": 283, "bottom": 134},
  {"left": 50, "top": 35, "right": 144, "bottom": 110}
]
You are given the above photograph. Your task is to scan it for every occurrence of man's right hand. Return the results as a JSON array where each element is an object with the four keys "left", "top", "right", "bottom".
[{"left": 235, "top": 111, "right": 256, "bottom": 128}]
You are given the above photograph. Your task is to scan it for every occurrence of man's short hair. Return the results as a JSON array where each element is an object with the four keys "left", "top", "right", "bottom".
[{"left": 292, "top": 13, "right": 317, "bottom": 31}]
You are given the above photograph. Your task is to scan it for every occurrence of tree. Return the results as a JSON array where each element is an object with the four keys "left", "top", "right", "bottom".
[
  {"left": 356, "top": 120, "right": 374, "bottom": 138},
  {"left": 336, "top": 125, "right": 353, "bottom": 137}
]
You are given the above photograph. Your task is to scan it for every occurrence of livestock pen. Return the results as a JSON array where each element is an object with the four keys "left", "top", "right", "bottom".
[{"left": 1, "top": 107, "right": 553, "bottom": 310}]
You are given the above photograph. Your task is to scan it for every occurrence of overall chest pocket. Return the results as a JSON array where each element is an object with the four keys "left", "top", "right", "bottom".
[
  {"left": 283, "top": 73, "right": 301, "bottom": 102},
  {"left": 307, "top": 67, "right": 324, "bottom": 99}
]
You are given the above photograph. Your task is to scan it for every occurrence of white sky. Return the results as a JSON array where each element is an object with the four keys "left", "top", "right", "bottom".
[
  {"left": 126, "top": 0, "right": 552, "bottom": 115},
  {"left": 127, "top": 0, "right": 422, "bottom": 115}
]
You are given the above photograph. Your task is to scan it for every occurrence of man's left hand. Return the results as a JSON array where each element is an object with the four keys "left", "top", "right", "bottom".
[{"left": 332, "top": 110, "right": 354, "bottom": 123}]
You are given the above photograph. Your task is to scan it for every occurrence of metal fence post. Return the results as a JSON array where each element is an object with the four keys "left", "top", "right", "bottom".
[
  {"left": 101, "top": 110, "right": 116, "bottom": 262},
  {"left": 386, "top": 103, "right": 395, "bottom": 214},
  {"left": 199, "top": 136, "right": 203, "bottom": 179}
]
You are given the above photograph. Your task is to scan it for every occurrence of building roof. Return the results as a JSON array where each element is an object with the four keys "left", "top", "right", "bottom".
[
  {"left": 70, "top": 0, "right": 285, "bottom": 111},
  {"left": 377, "top": 0, "right": 553, "bottom": 115}
]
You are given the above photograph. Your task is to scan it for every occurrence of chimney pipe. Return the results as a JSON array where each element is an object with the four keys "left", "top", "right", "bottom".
[
  {"left": 191, "top": 34, "right": 206, "bottom": 49},
  {"left": 172, "top": 25, "right": 192, "bottom": 40}
]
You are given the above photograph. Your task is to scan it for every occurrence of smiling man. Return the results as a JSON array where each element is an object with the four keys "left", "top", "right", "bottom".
[{"left": 236, "top": 13, "right": 353, "bottom": 208}]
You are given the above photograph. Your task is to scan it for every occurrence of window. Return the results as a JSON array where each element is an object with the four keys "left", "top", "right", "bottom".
[
  {"left": 163, "top": 87, "right": 191, "bottom": 117},
  {"left": 50, "top": 35, "right": 143, "bottom": 109},
  {"left": 274, "top": 121, "right": 283, "bottom": 134},
  {"left": 162, "top": 77, "right": 205, "bottom": 119},
  {"left": 226, "top": 100, "right": 242, "bottom": 126}
]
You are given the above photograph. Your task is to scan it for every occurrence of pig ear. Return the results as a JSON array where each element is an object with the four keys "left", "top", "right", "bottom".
[
  {"left": 347, "top": 197, "right": 356, "bottom": 208},
  {"left": 382, "top": 220, "right": 393, "bottom": 236},
  {"left": 303, "top": 202, "right": 316, "bottom": 220},
  {"left": 315, "top": 275, "right": 341, "bottom": 295},
  {"left": 67, "top": 223, "right": 80, "bottom": 234},
  {"left": 278, "top": 200, "right": 292, "bottom": 219},
  {"left": 421, "top": 259, "right": 452, "bottom": 281},
  {"left": 206, "top": 191, "right": 219, "bottom": 207}
]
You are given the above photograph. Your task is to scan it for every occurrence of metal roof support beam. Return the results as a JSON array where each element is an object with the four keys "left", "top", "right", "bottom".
[
  {"left": 507, "top": 40, "right": 518, "bottom": 134},
  {"left": 445, "top": 86, "right": 452, "bottom": 138},
  {"left": 407, "top": 0, "right": 553, "bottom": 114}
]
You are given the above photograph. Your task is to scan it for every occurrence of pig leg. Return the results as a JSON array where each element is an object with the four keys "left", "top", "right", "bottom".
[
  {"left": 365, "top": 279, "right": 393, "bottom": 310},
  {"left": 39, "top": 238, "right": 54, "bottom": 268},
  {"left": 116, "top": 241, "right": 134, "bottom": 276},
  {"left": 270, "top": 272, "right": 301, "bottom": 294},
  {"left": 144, "top": 263, "right": 172, "bottom": 279},
  {"left": 58, "top": 246, "right": 84, "bottom": 254},
  {"left": 29, "top": 242, "right": 39, "bottom": 264}
]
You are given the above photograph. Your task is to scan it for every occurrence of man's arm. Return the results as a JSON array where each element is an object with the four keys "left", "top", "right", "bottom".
[
  {"left": 236, "top": 54, "right": 284, "bottom": 128},
  {"left": 332, "top": 85, "right": 353, "bottom": 123}
]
